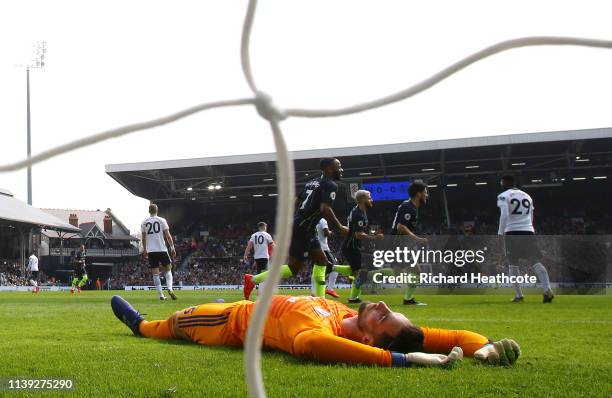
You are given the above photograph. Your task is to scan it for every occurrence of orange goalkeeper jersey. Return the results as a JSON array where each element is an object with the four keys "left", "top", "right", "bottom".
[{"left": 175, "top": 295, "right": 393, "bottom": 367}]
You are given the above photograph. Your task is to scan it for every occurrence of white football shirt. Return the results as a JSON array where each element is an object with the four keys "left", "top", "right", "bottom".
[
  {"left": 497, "top": 188, "right": 535, "bottom": 234},
  {"left": 141, "top": 215, "right": 170, "bottom": 253},
  {"left": 316, "top": 218, "right": 330, "bottom": 251},
  {"left": 250, "top": 231, "right": 273, "bottom": 259},
  {"left": 28, "top": 254, "right": 39, "bottom": 272}
]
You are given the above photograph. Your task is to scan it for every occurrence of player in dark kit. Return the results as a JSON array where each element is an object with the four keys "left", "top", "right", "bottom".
[
  {"left": 343, "top": 190, "right": 384, "bottom": 303},
  {"left": 70, "top": 244, "right": 88, "bottom": 294},
  {"left": 243, "top": 158, "right": 349, "bottom": 299},
  {"left": 391, "top": 181, "right": 429, "bottom": 306}
]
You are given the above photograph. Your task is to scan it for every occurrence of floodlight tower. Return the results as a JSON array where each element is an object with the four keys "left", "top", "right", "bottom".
[{"left": 25, "top": 41, "right": 47, "bottom": 205}]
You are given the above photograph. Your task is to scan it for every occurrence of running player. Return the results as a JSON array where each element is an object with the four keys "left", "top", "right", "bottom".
[
  {"left": 111, "top": 294, "right": 520, "bottom": 367},
  {"left": 391, "top": 181, "right": 429, "bottom": 306},
  {"left": 497, "top": 175, "right": 554, "bottom": 303},
  {"left": 314, "top": 217, "right": 340, "bottom": 298},
  {"left": 141, "top": 204, "right": 177, "bottom": 301},
  {"left": 342, "top": 190, "right": 384, "bottom": 303},
  {"left": 243, "top": 158, "right": 349, "bottom": 299},
  {"left": 70, "top": 244, "right": 88, "bottom": 294}
]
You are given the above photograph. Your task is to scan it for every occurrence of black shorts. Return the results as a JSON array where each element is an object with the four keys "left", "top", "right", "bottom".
[
  {"left": 324, "top": 250, "right": 337, "bottom": 265},
  {"left": 254, "top": 258, "right": 269, "bottom": 274},
  {"left": 342, "top": 247, "right": 362, "bottom": 272},
  {"left": 148, "top": 251, "right": 172, "bottom": 268},
  {"left": 73, "top": 266, "right": 87, "bottom": 279},
  {"left": 323, "top": 250, "right": 337, "bottom": 274},
  {"left": 505, "top": 231, "right": 542, "bottom": 264},
  {"left": 289, "top": 224, "right": 320, "bottom": 259},
  {"left": 30, "top": 270, "right": 39, "bottom": 280}
]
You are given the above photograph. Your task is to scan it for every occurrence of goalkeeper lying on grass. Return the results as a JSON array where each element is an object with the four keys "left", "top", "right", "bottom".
[{"left": 111, "top": 295, "right": 520, "bottom": 368}]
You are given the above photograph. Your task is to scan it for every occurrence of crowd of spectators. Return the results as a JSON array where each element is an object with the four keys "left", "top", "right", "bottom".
[
  {"left": 2, "top": 210, "right": 610, "bottom": 288},
  {"left": 106, "top": 210, "right": 612, "bottom": 288},
  {"left": 0, "top": 259, "right": 49, "bottom": 286}
]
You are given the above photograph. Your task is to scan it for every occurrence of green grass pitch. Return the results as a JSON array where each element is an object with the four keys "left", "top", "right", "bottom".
[{"left": 1, "top": 290, "right": 610, "bottom": 397}]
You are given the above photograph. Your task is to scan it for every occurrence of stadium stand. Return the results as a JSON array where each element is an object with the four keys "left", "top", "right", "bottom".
[{"left": 101, "top": 128, "right": 612, "bottom": 288}]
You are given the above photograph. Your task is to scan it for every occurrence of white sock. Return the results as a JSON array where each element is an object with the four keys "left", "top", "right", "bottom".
[
  {"left": 255, "top": 282, "right": 266, "bottom": 297},
  {"left": 509, "top": 265, "right": 523, "bottom": 298},
  {"left": 165, "top": 271, "right": 173, "bottom": 291},
  {"left": 533, "top": 262, "right": 552, "bottom": 293},
  {"left": 327, "top": 271, "right": 338, "bottom": 289},
  {"left": 153, "top": 274, "right": 164, "bottom": 297},
  {"left": 311, "top": 273, "right": 316, "bottom": 295}
]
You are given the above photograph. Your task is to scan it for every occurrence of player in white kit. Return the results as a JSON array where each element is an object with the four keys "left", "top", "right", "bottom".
[
  {"left": 497, "top": 175, "right": 554, "bottom": 303},
  {"left": 27, "top": 251, "right": 40, "bottom": 293},
  {"left": 243, "top": 222, "right": 275, "bottom": 296},
  {"left": 244, "top": 222, "right": 275, "bottom": 274},
  {"left": 141, "top": 204, "right": 177, "bottom": 301},
  {"left": 313, "top": 218, "right": 340, "bottom": 298}
]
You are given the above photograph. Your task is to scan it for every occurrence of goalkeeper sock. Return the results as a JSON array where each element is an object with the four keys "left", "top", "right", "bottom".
[
  {"left": 327, "top": 271, "right": 338, "bottom": 289},
  {"left": 312, "top": 265, "right": 327, "bottom": 297},
  {"left": 253, "top": 264, "right": 293, "bottom": 283},
  {"left": 152, "top": 274, "right": 164, "bottom": 297},
  {"left": 71, "top": 277, "right": 79, "bottom": 288},
  {"left": 78, "top": 274, "right": 88, "bottom": 288},
  {"left": 333, "top": 265, "right": 352, "bottom": 276},
  {"left": 165, "top": 271, "right": 173, "bottom": 291}
]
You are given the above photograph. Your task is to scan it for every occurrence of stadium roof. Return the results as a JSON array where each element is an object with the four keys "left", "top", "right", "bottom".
[
  {"left": 106, "top": 127, "right": 612, "bottom": 204},
  {"left": 40, "top": 208, "right": 137, "bottom": 240},
  {"left": 0, "top": 190, "right": 82, "bottom": 233}
]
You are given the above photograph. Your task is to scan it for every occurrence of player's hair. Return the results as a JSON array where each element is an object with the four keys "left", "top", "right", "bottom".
[
  {"left": 355, "top": 189, "right": 370, "bottom": 202},
  {"left": 257, "top": 222, "right": 267, "bottom": 229},
  {"left": 501, "top": 174, "right": 515, "bottom": 186},
  {"left": 408, "top": 181, "right": 428, "bottom": 198},
  {"left": 376, "top": 324, "right": 425, "bottom": 353},
  {"left": 319, "top": 157, "right": 336, "bottom": 170},
  {"left": 149, "top": 203, "right": 158, "bottom": 215}
]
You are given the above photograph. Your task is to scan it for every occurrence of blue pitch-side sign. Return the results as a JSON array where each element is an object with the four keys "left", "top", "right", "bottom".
[{"left": 362, "top": 181, "right": 411, "bottom": 201}]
